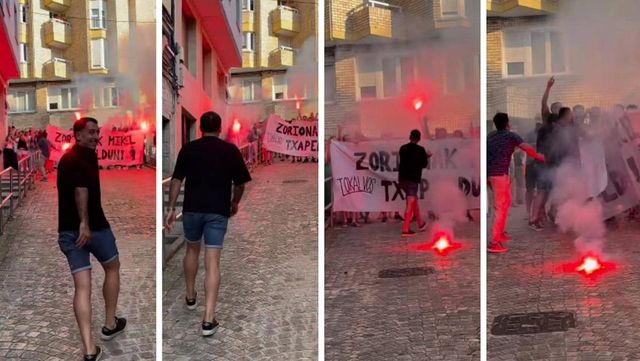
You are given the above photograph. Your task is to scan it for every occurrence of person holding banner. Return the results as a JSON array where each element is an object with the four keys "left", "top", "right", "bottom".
[
  {"left": 165, "top": 111, "right": 252, "bottom": 337},
  {"left": 57, "top": 118, "right": 127, "bottom": 361},
  {"left": 399, "top": 129, "right": 432, "bottom": 237},
  {"left": 488, "top": 113, "right": 545, "bottom": 253}
]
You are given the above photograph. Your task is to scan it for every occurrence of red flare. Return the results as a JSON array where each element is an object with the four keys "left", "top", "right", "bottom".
[
  {"left": 62, "top": 142, "right": 71, "bottom": 151},
  {"left": 74, "top": 112, "right": 82, "bottom": 120},
  {"left": 232, "top": 119, "right": 241, "bottom": 134},
  {"left": 140, "top": 121, "right": 149, "bottom": 132},
  {"left": 413, "top": 98, "right": 423, "bottom": 111},
  {"left": 576, "top": 255, "right": 602, "bottom": 275}
]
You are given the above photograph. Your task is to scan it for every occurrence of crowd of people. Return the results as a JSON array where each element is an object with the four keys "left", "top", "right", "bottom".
[
  {"left": 2, "top": 126, "right": 54, "bottom": 181},
  {"left": 487, "top": 76, "right": 639, "bottom": 253},
  {"left": 231, "top": 112, "right": 319, "bottom": 167}
]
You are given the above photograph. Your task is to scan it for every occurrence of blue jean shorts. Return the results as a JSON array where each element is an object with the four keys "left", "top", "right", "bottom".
[
  {"left": 182, "top": 212, "right": 229, "bottom": 248},
  {"left": 399, "top": 181, "right": 419, "bottom": 197},
  {"left": 58, "top": 228, "right": 119, "bottom": 274}
]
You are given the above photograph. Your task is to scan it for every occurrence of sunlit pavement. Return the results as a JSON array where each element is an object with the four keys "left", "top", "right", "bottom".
[
  {"left": 163, "top": 161, "right": 318, "bottom": 361},
  {"left": 489, "top": 205, "right": 640, "bottom": 360},
  {"left": 0, "top": 168, "right": 156, "bottom": 360},
  {"left": 325, "top": 215, "right": 480, "bottom": 360}
]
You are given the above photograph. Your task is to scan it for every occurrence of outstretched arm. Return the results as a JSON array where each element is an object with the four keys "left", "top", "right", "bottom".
[
  {"left": 518, "top": 143, "right": 545, "bottom": 162},
  {"left": 541, "top": 76, "right": 555, "bottom": 123}
]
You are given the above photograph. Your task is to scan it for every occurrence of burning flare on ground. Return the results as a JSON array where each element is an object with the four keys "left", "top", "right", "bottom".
[{"left": 576, "top": 255, "right": 602, "bottom": 275}]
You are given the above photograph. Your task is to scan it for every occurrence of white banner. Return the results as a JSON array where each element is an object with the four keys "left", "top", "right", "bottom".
[
  {"left": 47, "top": 125, "right": 145, "bottom": 166},
  {"left": 330, "top": 138, "right": 480, "bottom": 212},
  {"left": 263, "top": 115, "right": 318, "bottom": 157}
]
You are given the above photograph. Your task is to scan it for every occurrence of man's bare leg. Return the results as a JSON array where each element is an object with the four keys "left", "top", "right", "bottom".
[
  {"left": 72, "top": 270, "right": 95, "bottom": 355},
  {"left": 102, "top": 257, "right": 120, "bottom": 329},
  {"left": 184, "top": 243, "right": 201, "bottom": 299},
  {"left": 203, "top": 248, "right": 222, "bottom": 322},
  {"left": 403, "top": 197, "right": 416, "bottom": 232}
]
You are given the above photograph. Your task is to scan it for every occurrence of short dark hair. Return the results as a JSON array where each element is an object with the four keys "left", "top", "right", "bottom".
[
  {"left": 547, "top": 113, "right": 559, "bottom": 124},
  {"left": 558, "top": 107, "right": 572, "bottom": 119},
  {"left": 627, "top": 104, "right": 638, "bottom": 110},
  {"left": 409, "top": 129, "right": 421, "bottom": 141},
  {"left": 73, "top": 117, "right": 98, "bottom": 138},
  {"left": 493, "top": 112, "right": 509, "bottom": 130},
  {"left": 200, "top": 111, "right": 222, "bottom": 133}
]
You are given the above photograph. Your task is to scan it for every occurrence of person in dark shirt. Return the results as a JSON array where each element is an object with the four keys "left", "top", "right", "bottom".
[
  {"left": 57, "top": 118, "right": 126, "bottom": 361},
  {"left": 398, "top": 129, "right": 431, "bottom": 237},
  {"left": 525, "top": 122, "right": 542, "bottom": 213},
  {"left": 487, "top": 113, "right": 545, "bottom": 253},
  {"left": 37, "top": 132, "right": 54, "bottom": 182},
  {"left": 165, "top": 111, "right": 252, "bottom": 337}
]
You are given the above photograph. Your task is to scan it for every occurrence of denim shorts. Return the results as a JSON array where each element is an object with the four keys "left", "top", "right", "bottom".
[
  {"left": 399, "top": 181, "right": 419, "bottom": 197},
  {"left": 182, "top": 212, "right": 229, "bottom": 248},
  {"left": 58, "top": 228, "right": 119, "bottom": 273}
]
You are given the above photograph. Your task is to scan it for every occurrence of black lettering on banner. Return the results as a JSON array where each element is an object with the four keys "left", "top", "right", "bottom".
[
  {"left": 336, "top": 176, "right": 377, "bottom": 197},
  {"left": 391, "top": 181, "right": 405, "bottom": 201},
  {"left": 276, "top": 124, "right": 283, "bottom": 134},
  {"left": 379, "top": 151, "right": 391, "bottom": 172},
  {"left": 355, "top": 152, "right": 367, "bottom": 170},
  {"left": 370, "top": 152, "right": 380, "bottom": 171},
  {"left": 55, "top": 131, "right": 72, "bottom": 143},
  {"left": 419, "top": 179, "right": 429, "bottom": 199},
  {"left": 382, "top": 180, "right": 392, "bottom": 201},
  {"left": 445, "top": 148, "right": 458, "bottom": 169},
  {"left": 600, "top": 171, "right": 627, "bottom": 203},
  {"left": 392, "top": 151, "right": 400, "bottom": 171},
  {"left": 108, "top": 135, "right": 137, "bottom": 147}
]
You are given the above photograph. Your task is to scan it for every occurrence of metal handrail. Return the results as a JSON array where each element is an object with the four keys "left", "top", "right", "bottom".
[{"left": 0, "top": 151, "right": 40, "bottom": 235}]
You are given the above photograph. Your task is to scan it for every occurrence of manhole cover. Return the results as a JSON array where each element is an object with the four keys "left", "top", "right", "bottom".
[
  {"left": 282, "top": 179, "right": 308, "bottom": 184},
  {"left": 491, "top": 311, "right": 576, "bottom": 335},
  {"left": 378, "top": 267, "right": 435, "bottom": 278}
]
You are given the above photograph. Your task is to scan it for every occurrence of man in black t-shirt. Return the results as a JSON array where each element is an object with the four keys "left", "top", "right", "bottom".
[
  {"left": 398, "top": 129, "right": 431, "bottom": 237},
  {"left": 57, "top": 118, "right": 126, "bottom": 361},
  {"left": 165, "top": 111, "right": 252, "bottom": 337}
]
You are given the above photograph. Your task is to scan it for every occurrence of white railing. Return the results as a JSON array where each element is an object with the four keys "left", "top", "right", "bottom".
[{"left": 366, "top": 0, "right": 402, "bottom": 12}]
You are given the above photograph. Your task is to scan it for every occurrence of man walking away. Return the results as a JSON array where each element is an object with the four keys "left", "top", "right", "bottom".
[
  {"left": 487, "top": 113, "right": 545, "bottom": 253},
  {"left": 165, "top": 111, "right": 252, "bottom": 337},
  {"left": 398, "top": 129, "right": 432, "bottom": 237},
  {"left": 57, "top": 117, "right": 126, "bottom": 361}
]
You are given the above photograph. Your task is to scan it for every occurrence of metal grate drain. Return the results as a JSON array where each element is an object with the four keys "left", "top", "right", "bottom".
[
  {"left": 282, "top": 179, "right": 308, "bottom": 184},
  {"left": 378, "top": 267, "right": 435, "bottom": 278},
  {"left": 491, "top": 311, "right": 576, "bottom": 335}
]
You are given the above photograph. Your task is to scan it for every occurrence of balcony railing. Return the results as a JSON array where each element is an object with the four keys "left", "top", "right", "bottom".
[
  {"left": 44, "top": 18, "right": 72, "bottom": 49},
  {"left": 269, "top": 46, "right": 295, "bottom": 67},
  {"left": 43, "top": 58, "right": 72, "bottom": 79},
  {"left": 43, "top": 0, "right": 71, "bottom": 12},
  {"left": 271, "top": 5, "right": 300, "bottom": 37}
]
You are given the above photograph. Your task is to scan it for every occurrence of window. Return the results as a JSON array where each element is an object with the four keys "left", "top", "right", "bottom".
[
  {"left": 241, "top": 79, "right": 261, "bottom": 102},
  {"left": 90, "top": 0, "right": 107, "bottom": 29},
  {"left": 19, "top": 4, "right": 26, "bottom": 23},
  {"left": 440, "top": 0, "right": 464, "bottom": 17},
  {"left": 19, "top": 43, "right": 27, "bottom": 63},
  {"left": 503, "top": 30, "right": 567, "bottom": 77},
  {"left": 242, "top": 32, "right": 255, "bottom": 51},
  {"left": 93, "top": 86, "right": 119, "bottom": 108},
  {"left": 91, "top": 39, "right": 106, "bottom": 68},
  {"left": 48, "top": 87, "right": 79, "bottom": 110},
  {"left": 7, "top": 89, "right": 35, "bottom": 113},
  {"left": 357, "top": 56, "right": 416, "bottom": 99},
  {"left": 273, "top": 74, "right": 286, "bottom": 100},
  {"left": 242, "top": 0, "right": 254, "bottom": 11},
  {"left": 325, "top": 64, "right": 336, "bottom": 102}
]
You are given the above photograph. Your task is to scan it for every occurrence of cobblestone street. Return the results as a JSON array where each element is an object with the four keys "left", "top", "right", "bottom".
[
  {"left": 489, "top": 206, "right": 640, "bottom": 360},
  {"left": 325, "top": 216, "right": 480, "bottom": 360},
  {"left": 162, "top": 161, "right": 318, "bottom": 360},
  {"left": 0, "top": 168, "right": 156, "bottom": 360}
]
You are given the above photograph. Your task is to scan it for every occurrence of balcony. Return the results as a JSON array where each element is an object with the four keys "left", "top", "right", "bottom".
[
  {"left": 347, "top": 1, "right": 402, "bottom": 41},
  {"left": 487, "top": 0, "right": 558, "bottom": 17},
  {"left": 271, "top": 6, "right": 300, "bottom": 37},
  {"left": 242, "top": 10, "right": 255, "bottom": 32},
  {"left": 44, "top": 19, "right": 72, "bottom": 49},
  {"left": 43, "top": 0, "right": 71, "bottom": 12},
  {"left": 43, "top": 58, "right": 72, "bottom": 79},
  {"left": 269, "top": 46, "right": 294, "bottom": 67}
]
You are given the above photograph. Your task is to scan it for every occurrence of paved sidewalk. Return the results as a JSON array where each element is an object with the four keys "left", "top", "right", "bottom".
[
  {"left": 325, "top": 216, "right": 480, "bottom": 360},
  {"left": 489, "top": 205, "right": 640, "bottom": 360},
  {"left": 0, "top": 169, "right": 156, "bottom": 360},
  {"left": 162, "top": 162, "right": 318, "bottom": 361}
]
